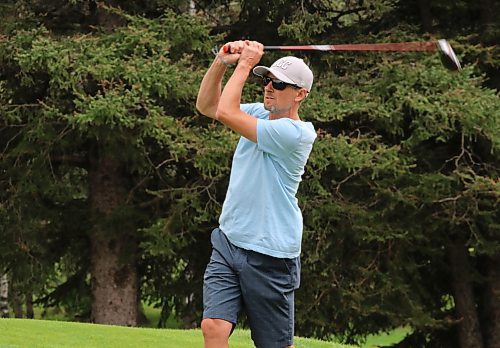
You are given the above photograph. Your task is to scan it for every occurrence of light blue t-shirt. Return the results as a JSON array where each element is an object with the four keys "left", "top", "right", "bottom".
[{"left": 218, "top": 103, "right": 317, "bottom": 258}]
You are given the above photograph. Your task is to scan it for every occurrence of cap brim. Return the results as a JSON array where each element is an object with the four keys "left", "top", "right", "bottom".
[{"left": 252, "top": 66, "right": 298, "bottom": 86}]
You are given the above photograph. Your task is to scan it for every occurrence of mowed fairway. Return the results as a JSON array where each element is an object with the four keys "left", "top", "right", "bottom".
[{"left": 0, "top": 319, "right": 354, "bottom": 348}]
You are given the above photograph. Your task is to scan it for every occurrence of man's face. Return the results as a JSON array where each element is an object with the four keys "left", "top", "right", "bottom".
[{"left": 262, "top": 74, "right": 302, "bottom": 115}]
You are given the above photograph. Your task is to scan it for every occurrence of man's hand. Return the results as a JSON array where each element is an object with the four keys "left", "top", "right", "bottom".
[
  {"left": 237, "top": 41, "right": 264, "bottom": 70},
  {"left": 214, "top": 40, "right": 264, "bottom": 142},
  {"left": 219, "top": 40, "right": 264, "bottom": 68}
]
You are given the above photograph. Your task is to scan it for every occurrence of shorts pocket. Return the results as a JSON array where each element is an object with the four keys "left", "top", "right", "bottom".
[
  {"left": 247, "top": 251, "right": 297, "bottom": 290},
  {"left": 282, "top": 257, "right": 300, "bottom": 290}
]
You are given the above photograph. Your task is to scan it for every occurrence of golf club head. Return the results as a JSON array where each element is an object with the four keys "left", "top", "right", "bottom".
[{"left": 437, "top": 39, "right": 462, "bottom": 71}]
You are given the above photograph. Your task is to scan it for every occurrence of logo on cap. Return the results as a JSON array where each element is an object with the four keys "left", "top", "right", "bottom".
[{"left": 273, "top": 60, "right": 293, "bottom": 70}]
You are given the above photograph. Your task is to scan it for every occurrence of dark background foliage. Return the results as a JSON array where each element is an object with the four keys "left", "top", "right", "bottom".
[{"left": 0, "top": 0, "right": 498, "bottom": 346}]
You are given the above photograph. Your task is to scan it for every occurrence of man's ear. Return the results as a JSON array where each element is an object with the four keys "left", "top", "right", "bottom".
[{"left": 295, "top": 89, "right": 309, "bottom": 103}]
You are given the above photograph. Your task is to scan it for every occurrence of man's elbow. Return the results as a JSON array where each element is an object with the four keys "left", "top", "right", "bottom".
[
  {"left": 195, "top": 97, "right": 205, "bottom": 114},
  {"left": 196, "top": 100, "right": 214, "bottom": 118},
  {"left": 195, "top": 100, "right": 204, "bottom": 115}
]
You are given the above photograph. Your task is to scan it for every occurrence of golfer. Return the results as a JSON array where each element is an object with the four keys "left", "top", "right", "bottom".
[{"left": 196, "top": 40, "right": 316, "bottom": 348}]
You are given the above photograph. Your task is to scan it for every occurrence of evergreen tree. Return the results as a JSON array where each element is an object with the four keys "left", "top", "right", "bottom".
[{"left": 1, "top": 1, "right": 498, "bottom": 347}]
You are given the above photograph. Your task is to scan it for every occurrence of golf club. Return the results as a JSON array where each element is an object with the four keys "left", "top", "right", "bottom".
[{"left": 222, "top": 39, "right": 462, "bottom": 71}]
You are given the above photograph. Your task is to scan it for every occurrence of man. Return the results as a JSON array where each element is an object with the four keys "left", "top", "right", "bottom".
[{"left": 196, "top": 40, "right": 316, "bottom": 348}]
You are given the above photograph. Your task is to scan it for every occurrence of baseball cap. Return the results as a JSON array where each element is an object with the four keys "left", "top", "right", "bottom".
[{"left": 253, "top": 56, "right": 314, "bottom": 92}]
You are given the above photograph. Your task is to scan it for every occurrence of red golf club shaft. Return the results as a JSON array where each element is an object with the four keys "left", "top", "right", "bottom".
[
  {"left": 222, "top": 41, "right": 438, "bottom": 53},
  {"left": 220, "top": 40, "right": 461, "bottom": 71}
]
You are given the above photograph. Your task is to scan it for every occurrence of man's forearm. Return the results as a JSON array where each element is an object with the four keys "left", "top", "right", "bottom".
[
  {"left": 215, "top": 63, "right": 258, "bottom": 142},
  {"left": 196, "top": 40, "right": 262, "bottom": 142},
  {"left": 196, "top": 57, "right": 228, "bottom": 119},
  {"left": 216, "top": 64, "right": 250, "bottom": 119}
]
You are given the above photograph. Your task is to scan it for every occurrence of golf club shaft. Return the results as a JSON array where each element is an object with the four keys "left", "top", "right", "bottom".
[
  {"left": 220, "top": 39, "right": 461, "bottom": 71},
  {"left": 223, "top": 41, "right": 438, "bottom": 53},
  {"left": 263, "top": 42, "right": 437, "bottom": 52}
]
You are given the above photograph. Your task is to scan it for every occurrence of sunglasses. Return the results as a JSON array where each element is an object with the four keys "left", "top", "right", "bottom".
[{"left": 260, "top": 76, "right": 300, "bottom": 91}]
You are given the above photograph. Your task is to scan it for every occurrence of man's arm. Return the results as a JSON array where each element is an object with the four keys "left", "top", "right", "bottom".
[
  {"left": 196, "top": 41, "right": 247, "bottom": 119},
  {"left": 195, "top": 56, "right": 227, "bottom": 119},
  {"left": 215, "top": 41, "right": 264, "bottom": 143}
]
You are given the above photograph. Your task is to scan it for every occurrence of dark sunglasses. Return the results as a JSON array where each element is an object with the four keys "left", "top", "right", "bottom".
[{"left": 260, "top": 76, "right": 299, "bottom": 91}]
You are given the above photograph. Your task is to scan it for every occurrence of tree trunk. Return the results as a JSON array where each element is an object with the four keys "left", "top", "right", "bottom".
[
  {"left": 416, "top": 0, "right": 433, "bottom": 33},
  {"left": 137, "top": 301, "right": 149, "bottom": 326},
  {"left": 482, "top": 254, "right": 500, "bottom": 348},
  {"left": 0, "top": 274, "right": 8, "bottom": 318},
  {"left": 12, "top": 292, "right": 22, "bottom": 318},
  {"left": 89, "top": 155, "right": 138, "bottom": 326},
  {"left": 26, "top": 292, "right": 34, "bottom": 319},
  {"left": 448, "top": 239, "right": 484, "bottom": 348}
]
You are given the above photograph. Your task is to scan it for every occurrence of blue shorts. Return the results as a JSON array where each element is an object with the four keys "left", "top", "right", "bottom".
[{"left": 203, "top": 228, "right": 300, "bottom": 348}]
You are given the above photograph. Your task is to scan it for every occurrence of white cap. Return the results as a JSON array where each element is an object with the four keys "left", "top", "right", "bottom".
[{"left": 253, "top": 56, "right": 314, "bottom": 92}]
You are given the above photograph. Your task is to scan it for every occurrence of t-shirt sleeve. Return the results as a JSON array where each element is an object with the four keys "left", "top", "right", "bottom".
[
  {"left": 240, "top": 103, "right": 258, "bottom": 117},
  {"left": 256, "top": 118, "right": 302, "bottom": 157}
]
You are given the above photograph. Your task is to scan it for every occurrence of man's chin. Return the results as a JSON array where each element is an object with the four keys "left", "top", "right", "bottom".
[{"left": 264, "top": 104, "right": 276, "bottom": 112}]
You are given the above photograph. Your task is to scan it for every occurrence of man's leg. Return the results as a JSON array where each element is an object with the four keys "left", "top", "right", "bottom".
[
  {"left": 201, "top": 318, "right": 233, "bottom": 348},
  {"left": 241, "top": 252, "right": 300, "bottom": 348},
  {"left": 202, "top": 229, "right": 244, "bottom": 347}
]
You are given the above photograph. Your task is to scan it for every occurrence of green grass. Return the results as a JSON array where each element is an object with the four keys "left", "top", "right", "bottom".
[
  {"left": 362, "top": 327, "right": 410, "bottom": 347},
  {"left": 25, "top": 305, "right": 408, "bottom": 347},
  {"left": 137, "top": 305, "right": 410, "bottom": 347},
  {"left": 0, "top": 319, "right": 354, "bottom": 348},
  {"left": 140, "top": 305, "right": 180, "bottom": 328}
]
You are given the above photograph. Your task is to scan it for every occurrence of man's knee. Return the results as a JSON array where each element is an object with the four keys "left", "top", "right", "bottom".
[{"left": 201, "top": 318, "right": 232, "bottom": 339}]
